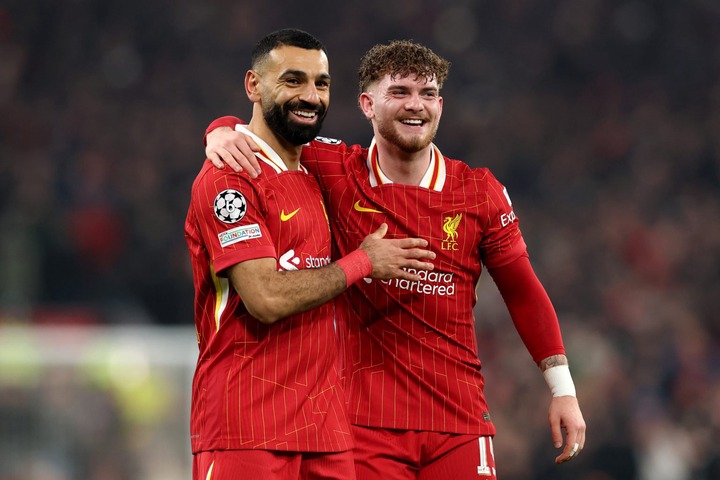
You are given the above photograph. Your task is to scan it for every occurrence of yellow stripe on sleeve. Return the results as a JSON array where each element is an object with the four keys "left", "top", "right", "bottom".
[{"left": 210, "top": 265, "right": 230, "bottom": 332}]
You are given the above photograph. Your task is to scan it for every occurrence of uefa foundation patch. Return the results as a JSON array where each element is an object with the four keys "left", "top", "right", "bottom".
[{"left": 218, "top": 224, "right": 262, "bottom": 247}]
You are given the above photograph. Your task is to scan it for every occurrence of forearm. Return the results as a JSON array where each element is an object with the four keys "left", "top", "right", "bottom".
[
  {"left": 204, "top": 115, "right": 242, "bottom": 144},
  {"left": 243, "top": 264, "right": 348, "bottom": 323},
  {"left": 229, "top": 251, "right": 372, "bottom": 324},
  {"left": 491, "top": 259, "right": 585, "bottom": 462},
  {"left": 488, "top": 253, "right": 565, "bottom": 363}
]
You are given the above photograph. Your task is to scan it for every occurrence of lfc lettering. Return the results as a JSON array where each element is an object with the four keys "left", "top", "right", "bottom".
[{"left": 442, "top": 241, "right": 459, "bottom": 251}]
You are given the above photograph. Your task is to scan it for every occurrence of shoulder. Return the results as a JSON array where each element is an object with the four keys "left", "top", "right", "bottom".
[
  {"left": 191, "top": 160, "right": 218, "bottom": 191},
  {"left": 302, "top": 137, "right": 364, "bottom": 176},
  {"left": 192, "top": 161, "right": 263, "bottom": 198},
  {"left": 307, "top": 136, "right": 364, "bottom": 155},
  {"left": 443, "top": 156, "right": 498, "bottom": 188}
]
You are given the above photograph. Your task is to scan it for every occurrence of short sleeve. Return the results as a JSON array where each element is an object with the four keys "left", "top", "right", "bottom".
[{"left": 190, "top": 165, "right": 277, "bottom": 275}]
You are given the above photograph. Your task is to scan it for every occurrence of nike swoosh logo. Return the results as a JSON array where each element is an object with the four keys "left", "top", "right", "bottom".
[
  {"left": 353, "top": 201, "right": 383, "bottom": 214},
  {"left": 280, "top": 208, "right": 301, "bottom": 221}
]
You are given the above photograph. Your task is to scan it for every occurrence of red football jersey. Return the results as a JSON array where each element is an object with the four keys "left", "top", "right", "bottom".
[
  {"left": 185, "top": 127, "right": 352, "bottom": 453},
  {"left": 302, "top": 138, "right": 528, "bottom": 436},
  {"left": 204, "top": 116, "right": 565, "bottom": 436}
]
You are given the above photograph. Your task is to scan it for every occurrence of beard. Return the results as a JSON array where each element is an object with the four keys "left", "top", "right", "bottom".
[
  {"left": 376, "top": 116, "right": 438, "bottom": 153},
  {"left": 262, "top": 99, "right": 327, "bottom": 146}
]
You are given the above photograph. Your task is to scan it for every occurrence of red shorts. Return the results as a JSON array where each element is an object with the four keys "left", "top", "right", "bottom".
[
  {"left": 351, "top": 425, "right": 496, "bottom": 480},
  {"left": 193, "top": 449, "right": 356, "bottom": 480}
]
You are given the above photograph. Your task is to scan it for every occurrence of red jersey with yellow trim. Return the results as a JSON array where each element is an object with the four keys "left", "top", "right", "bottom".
[
  {"left": 301, "top": 137, "right": 528, "bottom": 436},
  {"left": 184, "top": 126, "right": 352, "bottom": 453}
]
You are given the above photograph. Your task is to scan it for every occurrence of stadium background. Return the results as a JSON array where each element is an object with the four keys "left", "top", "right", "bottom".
[{"left": 1, "top": 0, "right": 719, "bottom": 479}]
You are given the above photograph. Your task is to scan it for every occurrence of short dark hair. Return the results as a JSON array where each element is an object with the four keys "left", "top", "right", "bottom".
[
  {"left": 251, "top": 28, "right": 326, "bottom": 70},
  {"left": 358, "top": 40, "right": 450, "bottom": 93}
]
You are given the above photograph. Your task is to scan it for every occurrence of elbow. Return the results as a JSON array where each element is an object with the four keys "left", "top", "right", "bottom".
[
  {"left": 243, "top": 297, "right": 285, "bottom": 325},
  {"left": 228, "top": 266, "right": 289, "bottom": 324},
  {"left": 250, "top": 309, "right": 282, "bottom": 325}
]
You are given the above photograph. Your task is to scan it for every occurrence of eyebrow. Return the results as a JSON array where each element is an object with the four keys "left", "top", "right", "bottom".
[
  {"left": 280, "top": 69, "right": 331, "bottom": 82},
  {"left": 387, "top": 84, "right": 438, "bottom": 94}
]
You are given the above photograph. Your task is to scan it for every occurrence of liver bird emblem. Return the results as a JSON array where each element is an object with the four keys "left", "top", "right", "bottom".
[{"left": 443, "top": 213, "right": 462, "bottom": 242}]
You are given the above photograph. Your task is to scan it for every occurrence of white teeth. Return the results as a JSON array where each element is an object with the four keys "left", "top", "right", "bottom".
[
  {"left": 293, "top": 111, "right": 316, "bottom": 118},
  {"left": 401, "top": 119, "right": 423, "bottom": 125}
]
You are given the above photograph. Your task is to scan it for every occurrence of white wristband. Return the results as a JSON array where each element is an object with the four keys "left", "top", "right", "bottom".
[{"left": 543, "top": 365, "right": 576, "bottom": 397}]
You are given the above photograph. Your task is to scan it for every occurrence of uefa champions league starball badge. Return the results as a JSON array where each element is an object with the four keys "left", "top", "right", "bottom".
[{"left": 214, "top": 189, "right": 247, "bottom": 223}]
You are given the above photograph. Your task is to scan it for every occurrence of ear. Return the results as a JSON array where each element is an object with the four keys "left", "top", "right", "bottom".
[
  {"left": 245, "top": 70, "right": 261, "bottom": 102},
  {"left": 358, "top": 92, "right": 374, "bottom": 120}
]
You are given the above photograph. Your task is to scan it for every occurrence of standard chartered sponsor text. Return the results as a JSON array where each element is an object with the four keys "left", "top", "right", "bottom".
[
  {"left": 380, "top": 268, "right": 456, "bottom": 295},
  {"left": 306, "top": 256, "right": 331, "bottom": 268}
]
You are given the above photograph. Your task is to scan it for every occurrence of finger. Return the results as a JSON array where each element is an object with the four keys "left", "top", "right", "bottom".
[
  {"left": 237, "top": 136, "right": 262, "bottom": 176},
  {"left": 396, "top": 260, "right": 436, "bottom": 278},
  {"left": 394, "top": 269, "right": 426, "bottom": 281},
  {"left": 570, "top": 442, "right": 579, "bottom": 456},
  {"left": 399, "top": 248, "right": 435, "bottom": 260},
  {"left": 218, "top": 148, "right": 244, "bottom": 173},
  {"left": 574, "top": 429, "right": 585, "bottom": 455},
  {"left": 555, "top": 443, "right": 573, "bottom": 464},
  {"left": 405, "top": 260, "right": 435, "bottom": 271},
  {"left": 247, "top": 136, "right": 262, "bottom": 152},
  {"left": 555, "top": 424, "right": 581, "bottom": 464},
  {"left": 555, "top": 442, "right": 580, "bottom": 464},
  {"left": 232, "top": 144, "right": 262, "bottom": 178},
  {"left": 390, "top": 237, "right": 429, "bottom": 249},
  {"left": 549, "top": 416, "right": 563, "bottom": 449},
  {"left": 564, "top": 417, "right": 583, "bottom": 448},
  {"left": 206, "top": 153, "right": 225, "bottom": 170},
  {"left": 371, "top": 223, "right": 388, "bottom": 239},
  {"left": 578, "top": 416, "right": 587, "bottom": 449}
]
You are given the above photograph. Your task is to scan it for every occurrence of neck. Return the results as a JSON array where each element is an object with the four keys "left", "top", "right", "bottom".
[
  {"left": 247, "top": 115, "right": 303, "bottom": 170},
  {"left": 373, "top": 137, "right": 432, "bottom": 186}
]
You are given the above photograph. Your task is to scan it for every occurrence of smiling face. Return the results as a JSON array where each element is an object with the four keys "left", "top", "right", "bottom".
[
  {"left": 249, "top": 45, "right": 331, "bottom": 146},
  {"left": 361, "top": 73, "right": 443, "bottom": 153}
]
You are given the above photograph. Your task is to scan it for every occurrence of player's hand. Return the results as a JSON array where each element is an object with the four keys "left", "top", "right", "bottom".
[
  {"left": 206, "top": 127, "right": 263, "bottom": 178},
  {"left": 548, "top": 395, "right": 586, "bottom": 464},
  {"left": 360, "top": 224, "right": 435, "bottom": 280}
]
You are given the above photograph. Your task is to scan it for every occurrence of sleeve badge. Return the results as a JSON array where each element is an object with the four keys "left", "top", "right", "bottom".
[{"left": 214, "top": 189, "right": 247, "bottom": 224}]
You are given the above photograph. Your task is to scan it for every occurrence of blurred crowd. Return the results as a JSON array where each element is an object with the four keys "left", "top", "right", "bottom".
[{"left": 0, "top": 0, "right": 719, "bottom": 479}]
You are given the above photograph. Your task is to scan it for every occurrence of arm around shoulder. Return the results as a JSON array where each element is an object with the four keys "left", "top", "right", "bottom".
[
  {"left": 204, "top": 116, "right": 262, "bottom": 176},
  {"left": 204, "top": 116, "right": 243, "bottom": 144}
]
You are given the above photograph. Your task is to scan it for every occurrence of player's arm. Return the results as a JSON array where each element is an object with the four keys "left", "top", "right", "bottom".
[
  {"left": 488, "top": 254, "right": 586, "bottom": 464},
  {"left": 229, "top": 223, "right": 435, "bottom": 325},
  {"left": 204, "top": 116, "right": 262, "bottom": 177}
]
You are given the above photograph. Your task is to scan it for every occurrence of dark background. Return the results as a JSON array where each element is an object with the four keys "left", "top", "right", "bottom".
[{"left": 1, "top": 1, "right": 719, "bottom": 479}]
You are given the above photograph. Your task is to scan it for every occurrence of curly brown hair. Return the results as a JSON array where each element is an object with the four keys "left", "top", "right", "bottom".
[{"left": 358, "top": 40, "right": 450, "bottom": 93}]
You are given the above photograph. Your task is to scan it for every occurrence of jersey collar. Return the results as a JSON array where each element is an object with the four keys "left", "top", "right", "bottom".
[
  {"left": 235, "top": 125, "right": 309, "bottom": 174},
  {"left": 366, "top": 137, "right": 446, "bottom": 191}
]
